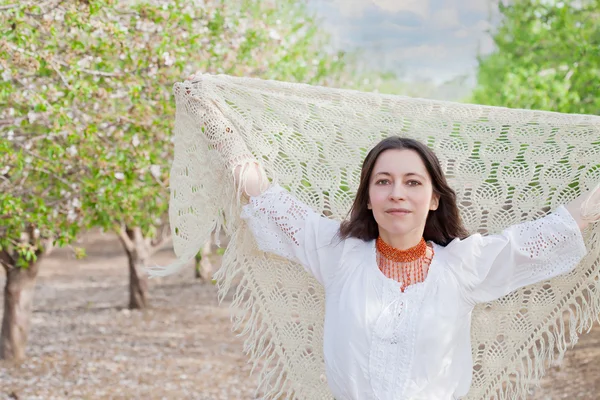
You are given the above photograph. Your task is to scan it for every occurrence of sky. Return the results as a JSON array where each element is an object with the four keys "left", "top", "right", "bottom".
[{"left": 307, "top": 0, "right": 502, "bottom": 87}]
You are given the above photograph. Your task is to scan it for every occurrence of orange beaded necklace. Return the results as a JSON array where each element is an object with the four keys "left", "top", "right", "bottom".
[{"left": 376, "top": 237, "right": 433, "bottom": 292}]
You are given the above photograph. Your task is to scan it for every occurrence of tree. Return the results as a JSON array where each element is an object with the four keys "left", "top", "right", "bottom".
[
  {"left": 471, "top": 0, "right": 600, "bottom": 115},
  {"left": 69, "top": 0, "right": 352, "bottom": 309},
  {"left": 0, "top": 0, "right": 356, "bottom": 359},
  {"left": 0, "top": 1, "right": 90, "bottom": 359}
]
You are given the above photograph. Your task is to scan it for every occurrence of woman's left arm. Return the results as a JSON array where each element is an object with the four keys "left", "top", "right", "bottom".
[{"left": 448, "top": 186, "right": 600, "bottom": 305}]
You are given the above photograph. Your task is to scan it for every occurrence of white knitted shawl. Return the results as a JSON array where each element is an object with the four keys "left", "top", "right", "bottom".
[{"left": 152, "top": 73, "right": 600, "bottom": 399}]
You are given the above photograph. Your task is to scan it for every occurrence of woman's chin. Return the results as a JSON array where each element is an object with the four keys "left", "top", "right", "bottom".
[{"left": 380, "top": 225, "right": 418, "bottom": 239}]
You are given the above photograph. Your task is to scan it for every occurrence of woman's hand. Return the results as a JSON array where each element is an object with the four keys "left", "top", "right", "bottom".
[
  {"left": 234, "top": 162, "right": 269, "bottom": 198},
  {"left": 566, "top": 184, "right": 600, "bottom": 230},
  {"left": 184, "top": 72, "right": 269, "bottom": 198}
]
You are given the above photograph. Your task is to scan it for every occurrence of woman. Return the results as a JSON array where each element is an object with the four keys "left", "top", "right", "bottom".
[{"left": 185, "top": 76, "right": 597, "bottom": 400}]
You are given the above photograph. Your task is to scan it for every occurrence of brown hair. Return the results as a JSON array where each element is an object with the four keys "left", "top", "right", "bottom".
[{"left": 338, "top": 136, "right": 469, "bottom": 246}]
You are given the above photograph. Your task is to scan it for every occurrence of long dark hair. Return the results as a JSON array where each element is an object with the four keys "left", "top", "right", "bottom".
[{"left": 338, "top": 136, "right": 469, "bottom": 246}]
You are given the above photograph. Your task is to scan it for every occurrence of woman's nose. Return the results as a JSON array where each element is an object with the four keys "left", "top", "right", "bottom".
[{"left": 389, "top": 184, "right": 406, "bottom": 200}]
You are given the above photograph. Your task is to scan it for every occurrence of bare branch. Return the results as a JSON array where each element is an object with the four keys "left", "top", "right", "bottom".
[
  {"left": 117, "top": 225, "right": 135, "bottom": 253},
  {"left": 149, "top": 223, "right": 171, "bottom": 255},
  {"left": 0, "top": 249, "right": 15, "bottom": 271},
  {"left": 50, "top": 61, "right": 72, "bottom": 89},
  {"left": 32, "top": 166, "right": 73, "bottom": 188},
  {"left": 76, "top": 68, "right": 122, "bottom": 78},
  {"left": 0, "top": 4, "right": 19, "bottom": 11},
  {"left": 5, "top": 42, "right": 123, "bottom": 79},
  {"left": 24, "top": 0, "right": 65, "bottom": 17},
  {"left": 10, "top": 143, "right": 77, "bottom": 189},
  {"left": 150, "top": 171, "right": 167, "bottom": 189},
  {"left": 39, "top": 237, "right": 54, "bottom": 257},
  {"left": 150, "top": 234, "right": 172, "bottom": 256},
  {"left": 0, "top": 118, "right": 17, "bottom": 127}
]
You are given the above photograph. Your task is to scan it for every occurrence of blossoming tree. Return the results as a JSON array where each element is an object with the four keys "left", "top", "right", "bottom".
[{"left": 0, "top": 0, "right": 356, "bottom": 361}]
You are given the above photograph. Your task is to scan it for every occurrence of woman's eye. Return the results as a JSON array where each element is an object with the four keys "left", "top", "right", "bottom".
[
  {"left": 407, "top": 180, "right": 421, "bottom": 186},
  {"left": 376, "top": 179, "right": 390, "bottom": 185}
]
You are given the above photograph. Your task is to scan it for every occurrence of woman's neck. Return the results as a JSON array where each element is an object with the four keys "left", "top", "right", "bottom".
[{"left": 378, "top": 231, "right": 423, "bottom": 250}]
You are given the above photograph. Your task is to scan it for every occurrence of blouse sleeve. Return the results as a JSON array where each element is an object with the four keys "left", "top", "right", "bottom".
[
  {"left": 240, "top": 184, "right": 345, "bottom": 287},
  {"left": 448, "top": 205, "right": 587, "bottom": 305}
]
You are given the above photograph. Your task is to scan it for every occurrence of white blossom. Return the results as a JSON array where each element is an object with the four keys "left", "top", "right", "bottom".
[
  {"left": 1, "top": 166, "right": 9, "bottom": 175},
  {"left": 1, "top": 69, "right": 11, "bottom": 82},
  {"left": 77, "top": 57, "right": 91, "bottom": 68},
  {"left": 67, "top": 145, "right": 78, "bottom": 156},
  {"left": 27, "top": 111, "right": 37, "bottom": 124},
  {"left": 162, "top": 52, "right": 175, "bottom": 66},
  {"left": 149, "top": 164, "right": 161, "bottom": 179},
  {"left": 269, "top": 29, "right": 281, "bottom": 40},
  {"left": 114, "top": 172, "right": 125, "bottom": 180},
  {"left": 132, "top": 134, "right": 140, "bottom": 147},
  {"left": 67, "top": 209, "right": 77, "bottom": 222}
]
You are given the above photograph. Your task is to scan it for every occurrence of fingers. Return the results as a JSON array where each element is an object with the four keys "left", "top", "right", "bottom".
[{"left": 185, "top": 73, "right": 199, "bottom": 95}]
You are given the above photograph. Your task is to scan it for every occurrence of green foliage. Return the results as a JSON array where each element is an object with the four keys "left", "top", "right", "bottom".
[
  {"left": 0, "top": 0, "right": 357, "bottom": 266},
  {"left": 472, "top": 0, "right": 600, "bottom": 115}
]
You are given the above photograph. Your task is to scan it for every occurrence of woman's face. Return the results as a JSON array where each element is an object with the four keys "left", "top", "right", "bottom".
[{"left": 368, "top": 148, "right": 439, "bottom": 247}]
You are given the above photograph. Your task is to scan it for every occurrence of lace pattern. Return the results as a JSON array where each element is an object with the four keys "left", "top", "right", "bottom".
[
  {"left": 241, "top": 184, "right": 310, "bottom": 264},
  {"left": 369, "top": 248, "right": 438, "bottom": 399},
  {"left": 516, "top": 206, "right": 585, "bottom": 278}
]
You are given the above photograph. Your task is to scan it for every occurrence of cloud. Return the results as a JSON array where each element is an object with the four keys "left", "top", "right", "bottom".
[
  {"left": 371, "top": 0, "right": 431, "bottom": 19},
  {"left": 431, "top": 7, "right": 461, "bottom": 29},
  {"left": 463, "top": 0, "right": 496, "bottom": 13},
  {"left": 330, "top": 0, "right": 371, "bottom": 18},
  {"left": 307, "top": 0, "right": 500, "bottom": 86}
]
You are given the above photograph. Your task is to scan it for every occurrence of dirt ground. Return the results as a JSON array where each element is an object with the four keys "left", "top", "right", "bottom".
[{"left": 1, "top": 230, "right": 600, "bottom": 399}]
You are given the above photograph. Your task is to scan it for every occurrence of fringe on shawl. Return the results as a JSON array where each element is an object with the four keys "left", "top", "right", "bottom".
[
  {"left": 212, "top": 229, "right": 297, "bottom": 399},
  {"left": 465, "top": 227, "right": 600, "bottom": 400},
  {"left": 148, "top": 77, "right": 270, "bottom": 278}
]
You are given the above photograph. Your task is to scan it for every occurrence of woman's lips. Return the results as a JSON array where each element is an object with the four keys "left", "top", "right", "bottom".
[{"left": 386, "top": 208, "right": 411, "bottom": 215}]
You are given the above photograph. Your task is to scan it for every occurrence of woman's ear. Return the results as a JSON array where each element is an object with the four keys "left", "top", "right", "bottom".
[{"left": 430, "top": 194, "right": 440, "bottom": 211}]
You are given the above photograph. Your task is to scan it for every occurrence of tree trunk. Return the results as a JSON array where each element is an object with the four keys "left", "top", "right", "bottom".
[
  {"left": 194, "top": 239, "right": 213, "bottom": 281},
  {"left": 118, "top": 227, "right": 150, "bottom": 310},
  {"left": 127, "top": 251, "right": 149, "bottom": 310},
  {"left": 0, "top": 252, "right": 40, "bottom": 362}
]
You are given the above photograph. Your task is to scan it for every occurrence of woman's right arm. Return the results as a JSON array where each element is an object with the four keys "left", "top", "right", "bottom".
[
  {"left": 240, "top": 182, "right": 345, "bottom": 286},
  {"left": 233, "top": 149, "right": 345, "bottom": 288},
  {"left": 186, "top": 75, "right": 345, "bottom": 286}
]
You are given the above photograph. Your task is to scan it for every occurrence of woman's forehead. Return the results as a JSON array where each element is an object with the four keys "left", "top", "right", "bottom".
[{"left": 372, "top": 149, "right": 428, "bottom": 174}]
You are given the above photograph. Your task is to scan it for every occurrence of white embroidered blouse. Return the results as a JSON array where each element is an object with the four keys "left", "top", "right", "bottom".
[{"left": 240, "top": 184, "right": 587, "bottom": 400}]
